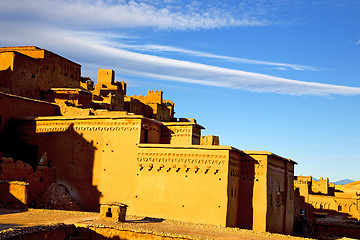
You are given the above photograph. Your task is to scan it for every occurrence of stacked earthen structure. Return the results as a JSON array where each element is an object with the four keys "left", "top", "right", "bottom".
[
  {"left": 0, "top": 46, "right": 296, "bottom": 234},
  {"left": 294, "top": 176, "right": 360, "bottom": 220}
]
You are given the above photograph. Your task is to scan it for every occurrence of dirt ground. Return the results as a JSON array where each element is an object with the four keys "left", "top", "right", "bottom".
[{"left": 0, "top": 208, "right": 315, "bottom": 240}]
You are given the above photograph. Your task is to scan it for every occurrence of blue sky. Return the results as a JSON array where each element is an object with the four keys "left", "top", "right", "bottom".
[{"left": 1, "top": 0, "right": 359, "bottom": 181}]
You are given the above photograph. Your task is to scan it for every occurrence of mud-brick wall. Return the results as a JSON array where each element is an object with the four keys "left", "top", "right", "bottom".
[
  {"left": 0, "top": 180, "right": 28, "bottom": 208},
  {"left": 0, "top": 91, "right": 60, "bottom": 133},
  {"left": 0, "top": 153, "right": 54, "bottom": 205}
]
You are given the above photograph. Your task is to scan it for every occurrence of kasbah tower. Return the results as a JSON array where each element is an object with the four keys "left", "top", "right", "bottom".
[{"left": 0, "top": 46, "right": 296, "bottom": 234}]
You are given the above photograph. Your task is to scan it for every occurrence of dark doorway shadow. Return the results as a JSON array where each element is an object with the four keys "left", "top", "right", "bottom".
[{"left": 3, "top": 121, "right": 102, "bottom": 212}]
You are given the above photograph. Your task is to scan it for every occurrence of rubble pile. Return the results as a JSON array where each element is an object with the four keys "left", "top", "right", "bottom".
[{"left": 36, "top": 183, "right": 82, "bottom": 211}]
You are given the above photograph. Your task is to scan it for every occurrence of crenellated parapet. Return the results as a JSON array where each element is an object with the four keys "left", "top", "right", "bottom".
[
  {"left": 91, "top": 69, "right": 127, "bottom": 111},
  {"left": 131, "top": 89, "right": 175, "bottom": 121}
]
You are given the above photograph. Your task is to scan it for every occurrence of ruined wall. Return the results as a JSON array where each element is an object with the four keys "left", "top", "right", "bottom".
[
  {"left": 0, "top": 180, "right": 28, "bottom": 208},
  {"left": 0, "top": 154, "right": 54, "bottom": 205}
]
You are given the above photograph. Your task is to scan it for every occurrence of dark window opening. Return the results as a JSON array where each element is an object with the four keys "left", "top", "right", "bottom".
[
  {"left": 143, "top": 129, "right": 149, "bottom": 143},
  {"left": 106, "top": 207, "right": 112, "bottom": 217}
]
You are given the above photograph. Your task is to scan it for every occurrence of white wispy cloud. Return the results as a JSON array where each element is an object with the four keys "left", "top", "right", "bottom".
[
  {"left": 0, "top": 0, "right": 269, "bottom": 30},
  {"left": 1, "top": 0, "right": 317, "bottom": 71},
  {"left": 1, "top": 25, "right": 358, "bottom": 96},
  {"left": 114, "top": 43, "right": 319, "bottom": 71},
  {"left": 0, "top": 0, "right": 359, "bottom": 96}
]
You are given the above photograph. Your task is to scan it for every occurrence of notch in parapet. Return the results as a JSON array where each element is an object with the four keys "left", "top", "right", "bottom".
[{"left": 201, "top": 135, "right": 220, "bottom": 146}]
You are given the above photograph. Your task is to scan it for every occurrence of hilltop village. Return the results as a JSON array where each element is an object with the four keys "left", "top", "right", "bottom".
[{"left": 0, "top": 46, "right": 359, "bottom": 238}]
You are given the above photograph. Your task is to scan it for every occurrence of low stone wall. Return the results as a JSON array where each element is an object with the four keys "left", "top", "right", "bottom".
[
  {"left": 0, "top": 180, "right": 28, "bottom": 209},
  {"left": 314, "top": 222, "right": 360, "bottom": 239},
  {"left": 0, "top": 224, "right": 74, "bottom": 240},
  {"left": 0, "top": 154, "right": 54, "bottom": 205},
  {"left": 0, "top": 224, "right": 193, "bottom": 240},
  {"left": 77, "top": 225, "right": 190, "bottom": 240}
]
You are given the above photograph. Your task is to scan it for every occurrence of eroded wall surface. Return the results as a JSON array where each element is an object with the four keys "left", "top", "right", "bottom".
[
  {"left": 0, "top": 46, "right": 297, "bottom": 234},
  {"left": 0, "top": 155, "right": 54, "bottom": 205}
]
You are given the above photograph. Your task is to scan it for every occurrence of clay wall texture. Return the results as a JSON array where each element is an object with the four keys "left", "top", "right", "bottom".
[
  {"left": 0, "top": 180, "right": 28, "bottom": 208},
  {"left": 294, "top": 176, "right": 360, "bottom": 220},
  {"left": 13, "top": 115, "right": 295, "bottom": 233},
  {"left": 0, "top": 92, "right": 60, "bottom": 133},
  {"left": 201, "top": 135, "right": 220, "bottom": 145},
  {"left": 43, "top": 88, "right": 92, "bottom": 108},
  {"left": 0, "top": 46, "right": 296, "bottom": 235},
  {"left": 132, "top": 90, "right": 174, "bottom": 121},
  {"left": 0, "top": 155, "right": 54, "bottom": 206},
  {"left": 0, "top": 47, "right": 81, "bottom": 100}
]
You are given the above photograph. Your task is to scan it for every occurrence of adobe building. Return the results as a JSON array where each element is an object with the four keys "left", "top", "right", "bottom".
[
  {"left": 0, "top": 46, "right": 81, "bottom": 100},
  {"left": 294, "top": 176, "right": 360, "bottom": 221},
  {"left": 0, "top": 46, "right": 296, "bottom": 234}
]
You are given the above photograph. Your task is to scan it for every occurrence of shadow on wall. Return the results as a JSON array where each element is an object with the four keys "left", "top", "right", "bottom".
[
  {"left": 236, "top": 155, "right": 256, "bottom": 230},
  {"left": 293, "top": 193, "right": 316, "bottom": 237},
  {"left": 0, "top": 121, "right": 39, "bottom": 169},
  {"left": 294, "top": 190, "right": 357, "bottom": 239},
  {"left": 0, "top": 181, "right": 28, "bottom": 210},
  {"left": 3, "top": 122, "right": 102, "bottom": 212},
  {"left": 45, "top": 124, "right": 102, "bottom": 211}
]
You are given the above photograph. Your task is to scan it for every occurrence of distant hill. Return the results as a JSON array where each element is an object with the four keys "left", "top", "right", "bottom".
[
  {"left": 343, "top": 181, "right": 360, "bottom": 189},
  {"left": 333, "top": 179, "right": 355, "bottom": 185}
]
